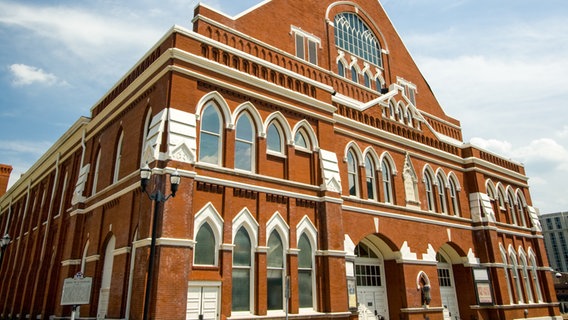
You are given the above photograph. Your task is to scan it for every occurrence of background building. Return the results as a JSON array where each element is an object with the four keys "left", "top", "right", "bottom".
[
  {"left": 0, "top": 1, "right": 560, "bottom": 319},
  {"left": 541, "top": 212, "right": 568, "bottom": 273}
]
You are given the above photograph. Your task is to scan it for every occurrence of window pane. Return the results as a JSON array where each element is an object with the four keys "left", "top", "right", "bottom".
[
  {"left": 348, "top": 151, "right": 358, "bottom": 196},
  {"left": 268, "top": 232, "right": 283, "bottom": 267},
  {"left": 298, "top": 234, "right": 312, "bottom": 268},
  {"left": 232, "top": 269, "right": 250, "bottom": 311},
  {"left": 382, "top": 161, "right": 392, "bottom": 203},
  {"left": 295, "top": 33, "right": 305, "bottom": 59},
  {"left": 299, "top": 271, "right": 313, "bottom": 307},
  {"left": 235, "top": 141, "right": 252, "bottom": 171},
  {"left": 308, "top": 40, "right": 317, "bottom": 65},
  {"left": 267, "top": 269, "right": 283, "bottom": 310},
  {"left": 195, "top": 223, "right": 215, "bottom": 265},
  {"left": 338, "top": 61, "right": 345, "bottom": 77},
  {"left": 200, "top": 105, "right": 222, "bottom": 164},
  {"left": 267, "top": 123, "right": 282, "bottom": 153},
  {"left": 365, "top": 156, "right": 375, "bottom": 200},
  {"left": 295, "top": 131, "right": 308, "bottom": 149},
  {"left": 351, "top": 66, "right": 358, "bottom": 83},
  {"left": 202, "top": 105, "right": 220, "bottom": 133},
  {"left": 236, "top": 115, "right": 253, "bottom": 141},
  {"left": 199, "top": 133, "right": 219, "bottom": 164},
  {"left": 234, "top": 228, "right": 251, "bottom": 266}
]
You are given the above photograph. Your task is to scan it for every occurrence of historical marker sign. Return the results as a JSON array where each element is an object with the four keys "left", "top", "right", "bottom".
[{"left": 61, "top": 277, "right": 92, "bottom": 306}]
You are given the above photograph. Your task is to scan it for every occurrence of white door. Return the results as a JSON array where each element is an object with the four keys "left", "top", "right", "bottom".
[
  {"left": 187, "top": 285, "right": 220, "bottom": 320},
  {"left": 357, "top": 287, "right": 388, "bottom": 320},
  {"left": 355, "top": 241, "right": 389, "bottom": 320},
  {"left": 438, "top": 264, "right": 459, "bottom": 320}
]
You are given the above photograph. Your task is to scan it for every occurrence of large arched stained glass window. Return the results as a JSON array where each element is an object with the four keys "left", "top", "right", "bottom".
[{"left": 334, "top": 12, "right": 382, "bottom": 67}]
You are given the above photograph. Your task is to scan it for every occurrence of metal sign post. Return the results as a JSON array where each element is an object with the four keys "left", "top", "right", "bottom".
[{"left": 61, "top": 272, "right": 92, "bottom": 320}]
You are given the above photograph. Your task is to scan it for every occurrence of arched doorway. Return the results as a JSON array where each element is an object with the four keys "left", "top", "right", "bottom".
[
  {"left": 97, "top": 235, "right": 115, "bottom": 319},
  {"left": 355, "top": 241, "right": 389, "bottom": 320},
  {"left": 437, "top": 250, "right": 459, "bottom": 320}
]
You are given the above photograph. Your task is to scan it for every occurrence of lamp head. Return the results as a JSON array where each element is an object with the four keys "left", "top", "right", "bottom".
[
  {"left": 140, "top": 164, "right": 152, "bottom": 192},
  {"left": 1, "top": 234, "right": 10, "bottom": 247},
  {"left": 170, "top": 169, "right": 181, "bottom": 197}
]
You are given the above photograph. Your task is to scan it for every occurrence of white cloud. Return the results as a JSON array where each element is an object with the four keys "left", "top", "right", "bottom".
[
  {"left": 471, "top": 137, "right": 568, "bottom": 172},
  {"left": 0, "top": 140, "right": 52, "bottom": 156},
  {"left": 0, "top": 2, "right": 165, "bottom": 61},
  {"left": 9, "top": 64, "right": 64, "bottom": 86}
]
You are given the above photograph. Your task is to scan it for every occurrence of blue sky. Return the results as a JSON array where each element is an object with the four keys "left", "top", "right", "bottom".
[{"left": 1, "top": 0, "right": 567, "bottom": 214}]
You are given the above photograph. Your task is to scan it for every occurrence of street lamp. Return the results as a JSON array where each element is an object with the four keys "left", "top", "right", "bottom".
[
  {"left": 140, "top": 165, "right": 180, "bottom": 320},
  {"left": 0, "top": 233, "right": 11, "bottom": 268}
]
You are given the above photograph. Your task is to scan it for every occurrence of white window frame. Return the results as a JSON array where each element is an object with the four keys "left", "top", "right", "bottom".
[
  {"left": 291, "top": 26, "right": 321, "bottom": 65},
  {"left": 397, "top": 77, "right": 417, "bottom": 106}
]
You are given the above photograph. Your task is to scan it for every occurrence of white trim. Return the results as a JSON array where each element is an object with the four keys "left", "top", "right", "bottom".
[
  {"left": 61, "top": 259, "right": 82, "bottom": 267},
  {"left": 113, "top": 246, "right": 131, "bottom": 256}
]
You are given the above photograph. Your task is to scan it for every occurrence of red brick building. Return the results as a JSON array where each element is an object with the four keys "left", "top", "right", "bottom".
[{"left": 0, "top": 1, "right": 560, "bottom": 319}]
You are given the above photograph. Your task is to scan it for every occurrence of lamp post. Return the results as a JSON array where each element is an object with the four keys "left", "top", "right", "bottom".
[
  {"left": 140, "top": 165, "right": 180, "bottom": 320},
  {"left": 0, "top": 234, "right": 11, "bottom": 268}
]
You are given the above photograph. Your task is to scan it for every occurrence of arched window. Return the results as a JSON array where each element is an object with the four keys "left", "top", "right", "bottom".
[
  {"left": 338, "top": 60, "right": 346, "bottom": 78},
  {"left": 519, "top": 252, "right": 534, "bottom": 303},
  {"left": 448, "top": 177, "right": 460, "bottom": 216},
  {"left": 381, "top": 159, "right": 392, "bottom": 203},
  {"left": 388, "top": 101, "right": 395, "bottom": 119},
  {"left": 396, "top": 106, "right": 404, "bottom": 123},
  {"left": 113, "top": 131, "right": 124, "bottom": 183},
  {"left": 334, "top": 12, "right": 382, "bottom": 67},
  {"left": 267, "top": 231, "right": 285, "bottom": 311},
  {"left": 97, "top": 235, "right": 115, "bottom": 319},
  {"left": 347, "top": 150, "right": 359, "bottom": 197},
  {"left": 406, "top": 109, "right": 413, "bottom": 127},
  {"left": 298, "top": 233, "right": 314, "bottom": 309},
  {"left": 509, "top": 251, "right": 524, "bottom": 303},
  {"left": 199, "top": 103, "right": 223, "bottom": 165},
  {"left": 364, "top": 73, "right": 371, "bottom": 88},
  {"left": 424, "top": 172, "right": 435, "bottom": 212},
  {"left": 141, "top": 109, "right": 152, "bottom": 166},
  {"left": 436, "top": 174, "right": 448, "bottom": 214},
  {"left": 351, "top": 66, "right": 359, "bottom": 84},
  {"left": 235, "top": 113, "right": 255, "bottom": 171},
  {"left": 517, "top": 193, "right": 527, "bottom": 227},
  {"left": 267, "top": 122, "right": 284, "bottom": 154},
  {"left": 375, "top": 78, "right": 383, "bottom": 92},
  {"left": 194, "top": 223, "right": 216, "bottom": 265},
  {"left": 529, "top": 252, "right": 543, "bottom": 302},
  {"left": 507, "top": 192, "right": 518, "bottom": 225},
  {"left": 232, "top": 227, "right": 253, "bottom": 312},
  {"left": 294, "top": 129, "right": 310, "bottom": 150},
  {"left": 92, "top": 149, "right": 101, "bottom": 195},
  {"left": 365, "top": 155, "right": 376, "bottom": 200},
  {"left": 500, "top": 245, "right": 514, "bottom": 304},
  {"left": 497, "top": 187, "right": 506, "bottom": 209}
]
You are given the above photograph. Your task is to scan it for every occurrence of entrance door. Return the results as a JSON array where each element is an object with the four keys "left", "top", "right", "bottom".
[
  {"left": 355, "top": 242, "right": 389, "bottom": 320},
  {"left": 437, "top": 256, "right": 459, "bottom": 320},
  {"left": 357, "top": 286, "right": 388, "bottom": 319},
  {"left": 187, "top": 285, "right": 220, "bottom": 320}
]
